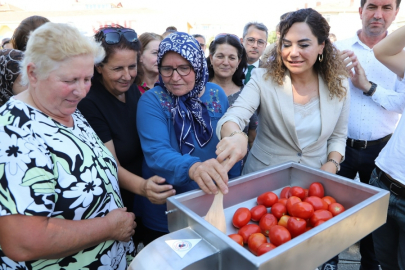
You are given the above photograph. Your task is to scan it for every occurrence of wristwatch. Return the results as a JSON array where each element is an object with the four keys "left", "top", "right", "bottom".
[
  {"left": 363, "top": 81, "right": 377, "bottom": 96},
  {"left": 327, "top": 159, "right": 340, "bottom": 173}
]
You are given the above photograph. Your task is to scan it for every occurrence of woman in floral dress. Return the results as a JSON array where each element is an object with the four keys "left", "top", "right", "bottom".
[{"left": 0, "top": 23, "right": 136, "bottom": 270}]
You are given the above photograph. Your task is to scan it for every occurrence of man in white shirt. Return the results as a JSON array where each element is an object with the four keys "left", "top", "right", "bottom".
[
  {"left": 372, "top": 18, "right": 405, "bottom": 270},
  {"left": 331, "top": 0, "right": 404, "bottom": 270},
  {"left": 241, "top": 22, "right": 268, "bottom": 84}
]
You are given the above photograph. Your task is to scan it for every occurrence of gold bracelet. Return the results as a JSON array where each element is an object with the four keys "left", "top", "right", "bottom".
[{"left": 229, "top": 130, "right": 248, "bottom": 140}]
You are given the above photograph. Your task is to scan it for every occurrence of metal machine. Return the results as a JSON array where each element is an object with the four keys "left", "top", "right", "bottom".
[{"left": 129, "top": 162, "right": 389, "bottom": 270}]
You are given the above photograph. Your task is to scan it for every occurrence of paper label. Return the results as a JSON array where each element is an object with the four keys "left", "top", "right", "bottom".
[{"left": 165, "top": 239, "right": 202, "bottom": 258}]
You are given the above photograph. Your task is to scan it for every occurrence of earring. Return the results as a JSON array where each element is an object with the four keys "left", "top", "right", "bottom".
[{"left": 318, "top": 54, "right": 324, "bottom": 62}]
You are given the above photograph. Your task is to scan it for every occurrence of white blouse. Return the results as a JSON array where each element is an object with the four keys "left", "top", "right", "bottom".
[{"left": 294, "top": 96, "right": 321, "bottom": 149}]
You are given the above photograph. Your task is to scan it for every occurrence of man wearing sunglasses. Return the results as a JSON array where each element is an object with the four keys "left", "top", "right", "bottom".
[{"left": 241, "top": 22, "right": 268, "bottom": 84}]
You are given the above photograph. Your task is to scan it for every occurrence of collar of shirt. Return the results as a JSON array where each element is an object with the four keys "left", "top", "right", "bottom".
[{"left": 244, "top": 59, "right": 260, "bottom": 74}]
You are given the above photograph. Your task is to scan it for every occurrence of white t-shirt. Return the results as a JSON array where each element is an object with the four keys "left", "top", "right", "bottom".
[{"left": 375, "top": 106, "right": 405, "bottom": 185}]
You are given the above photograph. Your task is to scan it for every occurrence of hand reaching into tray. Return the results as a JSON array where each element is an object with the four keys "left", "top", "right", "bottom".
[
  {"left": 216, "top": 122, "right": 248, "bottom": 173},
  {"left": 189, "top": 159, "right": 229, "bottom": 195}
]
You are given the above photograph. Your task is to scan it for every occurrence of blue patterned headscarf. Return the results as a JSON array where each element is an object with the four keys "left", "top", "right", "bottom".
[{"left": 157, "top": 32, "right": 212, "bottom": 155}]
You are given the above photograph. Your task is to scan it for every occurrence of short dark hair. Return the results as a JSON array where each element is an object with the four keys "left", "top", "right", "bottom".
[
  {"left": 192, "top": 34, "right": 206, "bottom": 43},
  {"left": 166, "top": 26, "right": 177, "bottom": 31},
  {"left": 11, "top": 15, "right": 49, "bottom": 51},
  {"left": 93, "top": 25, "right": 141, "bottom": 82},
  {"left": 243, "top": 22, "right": 268, "bottom": 40},
  {"left": 360, "top": 0, "right": 401, "bottom": 8},
  {"left": 206, "top": 35, "right": 247, "bottom": 86}
]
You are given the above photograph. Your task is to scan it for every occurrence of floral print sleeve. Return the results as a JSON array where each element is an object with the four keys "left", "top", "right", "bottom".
[{"left": 0, "top": 98, "right": 134, "bottom": 270}]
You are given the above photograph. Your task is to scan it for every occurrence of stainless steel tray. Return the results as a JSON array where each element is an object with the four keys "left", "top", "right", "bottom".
[{"left": 129, "top": 162, "right": 389, "bottom": 270}]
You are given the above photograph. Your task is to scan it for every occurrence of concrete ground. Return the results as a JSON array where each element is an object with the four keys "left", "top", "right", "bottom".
[
  {"left": 319, "top": 242, "right": 382, "bottom": 270},
  {"left": 336, "top": 242, "right": 361, "bottom": 270}
]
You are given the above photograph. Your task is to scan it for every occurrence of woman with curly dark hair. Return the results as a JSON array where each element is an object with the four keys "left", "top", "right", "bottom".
[{"left": 216, "top": 8, "right": 349, "bottom": 177}]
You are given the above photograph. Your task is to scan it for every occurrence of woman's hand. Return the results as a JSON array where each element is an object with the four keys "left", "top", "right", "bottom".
[
  {"left": 105, "top": 207, "right": 136, "bottom": 242},
  {"left": 142, "top": 176, "right": 176, "bottom": 204},
  {"left": 320, "top": 161, "right": 338, "bottom": 174},
  {"left": 189, "top": 159, "right": 229, "bottom": 195},
  {"left": 216, "top": 132, "right": 248, "bottom": 172}
]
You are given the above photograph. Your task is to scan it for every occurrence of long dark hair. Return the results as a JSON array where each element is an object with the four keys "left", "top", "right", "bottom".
[
  {"left": 206, "top": 35, "right": 247, "bottom": 87},
  {"left": 265, "top": 8, "right": 347, "bottom": 100},
  {"left": 93, "top": 25, "right": 141, "bottom": 83}
]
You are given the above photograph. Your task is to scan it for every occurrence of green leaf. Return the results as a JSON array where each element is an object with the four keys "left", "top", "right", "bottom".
[{"left": 21, "top": 167, "right": 55, "bottom": 187}]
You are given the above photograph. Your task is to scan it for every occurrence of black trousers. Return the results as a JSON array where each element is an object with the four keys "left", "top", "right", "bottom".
[{"left": 337, "top": 140, "right": 389, "bottom": 270}]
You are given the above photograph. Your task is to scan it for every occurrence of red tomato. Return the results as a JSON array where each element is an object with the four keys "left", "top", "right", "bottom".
[
  {"left": 322, "top": 196, "right": 336, "bottom": 205},
  {"left": 256, "top": 243, "right": 277, "bottom": 256},
  {"left": 286, "top": 196, "right": 302, "bottom": 215},
  {"left": 228, "top": 234, "right": 244, "bottom": 246},
  {"left": 278, "top": 198, "right": 288, "bottom": 206},
  {"left": 329, "top": 203, "right": 345, "bottom": 216},
  {"left": 259, "top": 213, "right": 278, "bottom": 236},
  {"left": 278, "top": 215, "right": 290, "bottom": 228},
  {"left": 289, "top": 186, "right": 306, "bottom": 200},
  {"left": 290, "top": 202, "right": 314, "bottom": 219},
  {"left": 304, "top": 196, "right": 329, "bottom": 211},
  {"left": 232, "top": 207, "right": 251, "bottom": 228},
  {"left": 310, "top": 209, "right": 333, "bottom": 227},
  {"left": 257, "top": 191, "right": 278, "bottom": 207},
  {"left": 268, "top": 225, "right": 291, "bottom": 246},
  {"left": 238, "top": 224, "right": 261, "bottom": 244},
  {"left": 250, "top": 205, "right": 267, "bottom": 222},
  {"left": 271, "top": 202, "right": 287, "bottom": 220},
  {"left": 248, "top": 233, "right": 268, "bottom": 255},
  {"left": 314, "top": 220, "right": 326, "bottom": 227},
  {"left": 305, "top": 226, "right": 312, "bottom": 232},
  {"left": 287, "top": 217, "right": 307, "bottom": 238},
  {"left": 304, "top": 188, "right": 309, "bottom": 199},
  {"left": 280, "top": 187, "right": 291, "bottom": 199},
  {"left": 308, "top": 182, "right": 325, "bottom": 198}
]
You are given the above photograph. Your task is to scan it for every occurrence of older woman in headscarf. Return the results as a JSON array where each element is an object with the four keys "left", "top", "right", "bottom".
[
  {"left": 0, "top": 23, "right": 136, "bottom": 269},
  {"left": 0, "top": 49, "right": 26, "bottom": 106},
  {"left": 136, "top": 32, "right": 241, "bottom": 245}
]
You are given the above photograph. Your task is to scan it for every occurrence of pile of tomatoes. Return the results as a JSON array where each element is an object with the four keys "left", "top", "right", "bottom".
[{"left": 228, "top": 182, "right": 345, "bottom": 256}]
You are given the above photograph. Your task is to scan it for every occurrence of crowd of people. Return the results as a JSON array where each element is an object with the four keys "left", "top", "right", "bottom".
[{"left": 0, "top": 0, "right": 404, "bottom": 269}]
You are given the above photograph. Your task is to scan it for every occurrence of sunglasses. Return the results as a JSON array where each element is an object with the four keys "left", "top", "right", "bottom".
[{"left": 99, "top": 28, "right": 138, "bottom": 45}]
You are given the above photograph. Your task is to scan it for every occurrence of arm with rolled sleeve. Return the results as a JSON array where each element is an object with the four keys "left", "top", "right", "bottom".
[
  {"left": 216, "top": 70, "right": 262, "bottom": 140},
  {"left": 371, "top": 78, "right": 405, "bottom": 113},
  {"left": 137, "top": 93, "right": 200, "bottom": 186},
  {"left": 327, "top": 80, "right": 350, "bottom": 160}
]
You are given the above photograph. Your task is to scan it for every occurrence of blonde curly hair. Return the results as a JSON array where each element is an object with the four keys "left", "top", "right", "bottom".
[{"left": 264, "top": 8, "right": 348, "bottom": 100}]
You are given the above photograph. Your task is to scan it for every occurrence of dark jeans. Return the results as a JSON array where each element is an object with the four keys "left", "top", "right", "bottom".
[
  {"left": 142, "top": 226, "right": 168, "bottom": 247},
  {"left": 337, "top": 142, "right": 388, "bottom": 270},
  {"left": 370, "top": 169, "right": 405, "bottom": 270}
]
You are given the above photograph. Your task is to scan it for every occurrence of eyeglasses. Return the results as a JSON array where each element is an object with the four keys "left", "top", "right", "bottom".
[
  {"left": 159, "top": 65, "right": 192, "bottom": 77},
  {"left": 99, "top": 28, "right": 138, "bottom": 45},
  {"left": 245, "top": 37, "right": 266, "bottom": 48}
]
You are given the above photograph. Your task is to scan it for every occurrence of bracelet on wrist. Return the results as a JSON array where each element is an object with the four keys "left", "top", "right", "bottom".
[
  {"left": 327, "top": 159, "right": 340, "bottom": 173},
  {"left": 229, "top": 130, "right": 248, "bottom": 140}
]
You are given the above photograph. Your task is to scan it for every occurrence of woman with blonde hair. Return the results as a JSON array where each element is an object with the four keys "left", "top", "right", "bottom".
[
  {"left": 136, "top": 32, "right": 162, "bottom": 94},
  {"left": 0, "top": 23, "right": 136, "bottom": 269},
  {"left": 216, "top": 8, "right": 349, "bottom": 177}
]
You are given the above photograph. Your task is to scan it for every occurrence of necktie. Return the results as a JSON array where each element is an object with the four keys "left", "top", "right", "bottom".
[{"left": 245, "top": 65, "right": 255, "bottom": 85}]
